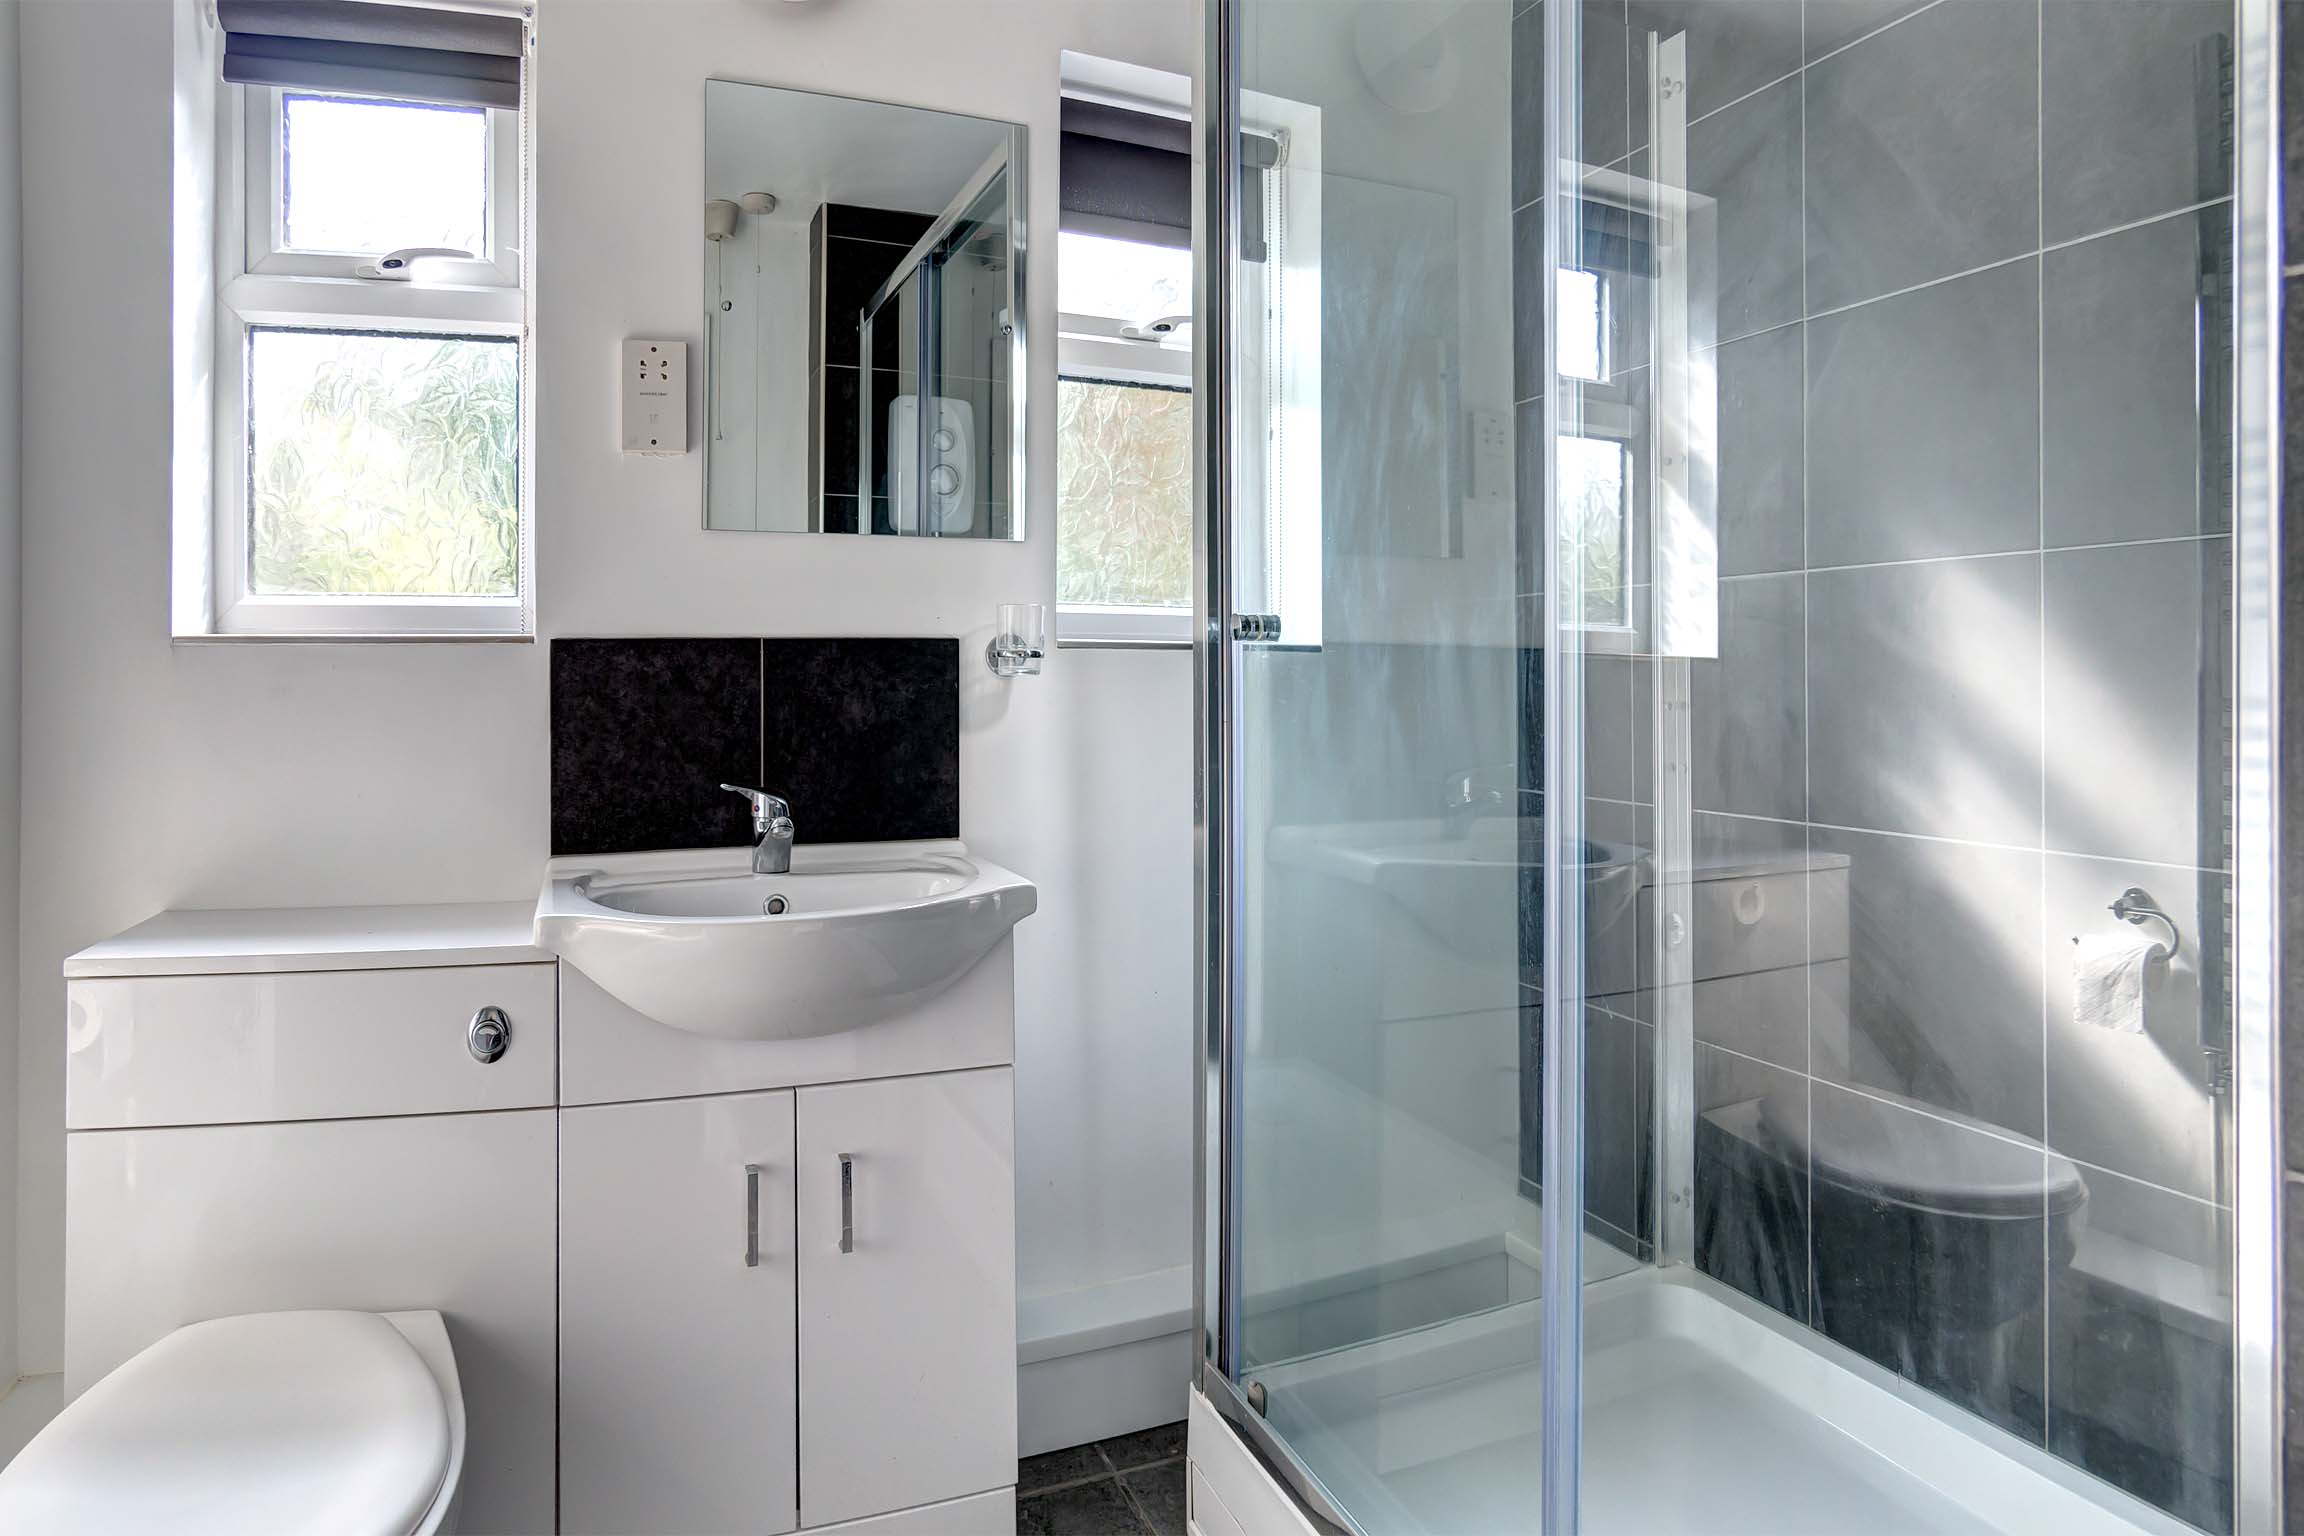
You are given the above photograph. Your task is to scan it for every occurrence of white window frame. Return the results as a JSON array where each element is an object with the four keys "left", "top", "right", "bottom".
[{"left": 208, "top": 81, "right": 530, "bottom": 638}]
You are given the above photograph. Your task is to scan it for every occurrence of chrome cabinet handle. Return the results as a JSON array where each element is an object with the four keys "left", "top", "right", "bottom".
[
  {"left": 743, "top": 1163, "right": 763, "bottom": 1268},
  {"left": 838, "top": 1154, "right": 855, "bottom": 1254}
]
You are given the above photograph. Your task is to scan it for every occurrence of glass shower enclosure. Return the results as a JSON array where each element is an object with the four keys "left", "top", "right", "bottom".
[{"left": 1190, "top": 0, "right": 2285, "bottom": 1531}]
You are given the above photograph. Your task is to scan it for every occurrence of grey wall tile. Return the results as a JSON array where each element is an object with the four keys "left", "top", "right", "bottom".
[
  {"left": 2045, "top": 209, "right": 2229, "bottom": 549},
  {"left": 2287, "top": 1178, "right": 2304, "bottom": 1524},
  {"left": 1586, "top": 1006, "right": 1653, "bottom": 1237},
  {"left": 1692, "top": 1043, "right": 1812, "bottom": 1320},
  {"left": 551, "top": 638, "right": 762, "bottom": 856},
  {"left": 2047, "top": 1163, "right": 2234, "bottom": 1531},
  {"left": 1804, "top": 0, "right": 1939, "bottom": 62},
  {"left": 2285, "top": 3, "right": 2304, "bottom": 267},
  {"left": 1629, "top": 0, "right": 1804, "bottom": 126},
  {"left": 1807, "top": 260, "right": 2040, "bottom": 567},
  {"left": 1804, "top": 1080, "right": 2049, "bottom": 1441},
  {"left": 1689, "top": 76, "right": 1805, "bottom": 342},
  {"left": 1691, "top": 572, "right": 1806, "bottom": 819},
  {"left": 1583, "top": 654, "right": 1640, "bottom": 802},
  {"left": 1513, "top": 1, "right": 1545, "bottom": 209},
  {"left": 1583, "top": 0, "right": 1635, "bottom": 167},
  {"left": 2043, "top": 539, "right": 2230, "bottom": 869},
  {"left": 1514, "top": 200, "right": 1545, "bottom": 404},
  {"left": 2041, "top": 0, "right": 2235, "bottom": 246},
  {"left": 1694, "top": 965, "right": 1811, "bottom": 1071},
  {"left": 1804, "top": 0, "right": 2038, "bottom": 310},
  {"left": 1714, "top": 323, "right": 1804, "bottom": 576},
  {"left": 1809, "top": 826, "right": 2048, "bottom": 1138},
  {"left": 2045, "top": 852, "right": 2226, "bottom": 1201},
  {"left": 1809, "top": 554, "right": 2044, "bottom": 845}
]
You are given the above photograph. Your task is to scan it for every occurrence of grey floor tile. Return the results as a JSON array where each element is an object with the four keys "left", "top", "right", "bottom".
[
  {"left": 1689, "top": 75, "right": 1804, "bottom": 342},
  {"left": 2042, "top": 539, "right": 2229, "bottom": 869},
  {"left": 2044, "top": 210, "right": 2229, "bottom": 548},
  {"left": 1019, "top": 1478, "right": 1150, "bottom": 1535},
  {"left": 1807, "top": 553, "right": 2044, "bottom": 846},
  {"left": 1804, "top": 0, "right": 2038, "bottom": 310},
  {"left": 1806, "top": 260, "right": 2039, "bottom": 568},
  {"left": 1120, "top": 1463, "right": 1190, "bottom": 1536},
  {"left": 1020, "top": 1442, "right": 1114, "bottom": 1495},
  {"left": 2041, "top": 0, "right": 2236, "bottom": 245},
  {"left": 1098, "top": 1420, "right": 1187, "bottom": 1473}
]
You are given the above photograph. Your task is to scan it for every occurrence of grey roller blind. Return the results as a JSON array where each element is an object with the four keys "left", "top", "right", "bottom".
[
  {"left": 220, "top": 0, "right": 524, "bottom": 111},
  {"left": 1059, "top": 99, "right": 1277, "bottom": 261}
]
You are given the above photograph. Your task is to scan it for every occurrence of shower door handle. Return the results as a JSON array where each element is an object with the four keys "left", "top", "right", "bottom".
[{"left": 1230, "top": 613, "right": 1282, "bottom": 642}]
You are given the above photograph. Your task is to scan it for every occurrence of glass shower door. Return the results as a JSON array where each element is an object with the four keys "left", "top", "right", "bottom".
[
  {"left": 1197, "top": 0, "right": 1558, "bottom": 1527},
  {"left": 1199, "top": 0, "right": 2284, "bottom": 1533}
]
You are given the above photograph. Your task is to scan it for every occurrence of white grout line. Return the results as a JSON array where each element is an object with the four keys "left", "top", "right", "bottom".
[
  {"left": 1795, "top": 530, "right": 2227, "bottom": 580},
  {"left": 1587, "top": 796, "right": 2236, "bottom": 882},
  {"left": 1798, "top": 0, "right": 1818, "bottom": 1330},
  {"left": 2033, "top": 0, "right": 2055, "bottom": 1443},
  {"left": 1801, "top": 0, "right": 1953, "bottom": 72}
]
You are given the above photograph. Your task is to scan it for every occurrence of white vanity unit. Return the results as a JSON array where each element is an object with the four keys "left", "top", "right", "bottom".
[{"left": 63, "top": 841, "right": 1034, "bottom": 1536}]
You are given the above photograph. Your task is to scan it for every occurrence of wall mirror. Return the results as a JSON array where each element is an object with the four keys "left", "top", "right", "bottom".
[{"left": 703, "top": 79, "right": 1026, "bottom": 538}]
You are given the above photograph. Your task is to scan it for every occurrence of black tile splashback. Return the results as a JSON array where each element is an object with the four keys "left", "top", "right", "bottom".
[
  {"left": 551, "top": 636, "right": 958, "bottom": 856},
  {"left": 763, "top": 638, "right": 960, "bottom": 844}
]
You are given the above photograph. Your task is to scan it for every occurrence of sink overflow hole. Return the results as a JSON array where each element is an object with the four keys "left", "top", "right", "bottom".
[{"left": 763, "top": 894, "right": 790, "bottom": 915}]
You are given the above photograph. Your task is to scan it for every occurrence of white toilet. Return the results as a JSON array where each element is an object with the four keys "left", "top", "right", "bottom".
[{"left": 0, "top": 1309, "right": 467, "bottom": 1535}]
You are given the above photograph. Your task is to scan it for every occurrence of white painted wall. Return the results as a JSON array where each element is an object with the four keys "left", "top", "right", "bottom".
[
  {"left": 16, "top": 0, "right": 1193, "bottom": 1375},
  {"left": 0, "top": 0, "right": 22, "bottom": 1391}
]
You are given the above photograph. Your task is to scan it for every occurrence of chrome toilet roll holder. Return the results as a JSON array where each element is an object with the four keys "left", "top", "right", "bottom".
[{"left": 2071, "top": 884, "right": 2181, "bottom": 957}]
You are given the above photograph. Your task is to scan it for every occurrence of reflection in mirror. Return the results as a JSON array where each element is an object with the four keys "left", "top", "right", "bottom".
[{"left": 702, "top": 80, "right": 1026, "bottom": 537}]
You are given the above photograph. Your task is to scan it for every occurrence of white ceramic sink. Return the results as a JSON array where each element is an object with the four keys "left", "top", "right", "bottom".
[{"left": 533, "top": 842, "right": 1036, "bottom": 1040}]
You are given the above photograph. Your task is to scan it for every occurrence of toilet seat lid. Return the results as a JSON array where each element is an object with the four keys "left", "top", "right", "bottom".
[
  {"left": 0, "top": 1310, "right": 452, "bottom": 1536},
  {"left": 1759, "top": 1087, "right": 2087, "bottom": 1219}
]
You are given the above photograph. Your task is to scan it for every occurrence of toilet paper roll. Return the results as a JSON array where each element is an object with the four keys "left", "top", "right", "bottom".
[{"left": 2073, "top": 929, "right": 2166, "bottom": 1035}]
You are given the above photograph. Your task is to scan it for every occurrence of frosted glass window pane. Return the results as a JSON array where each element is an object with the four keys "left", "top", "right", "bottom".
[
  {"left": 1558, "top": 268, "right": 1606, "bottom": 383},
  {"left": 247, "top": 329, "right": 520, "bottom": 597},
  {"left": 1056, "top": 377, "right": 1193, "bottom": 609},
  {"left": 283, "top": 94, "right": 489, "bottom": 256},
  {"left": 1560, "top": 432, "right": 1628, "bottom": 627}
]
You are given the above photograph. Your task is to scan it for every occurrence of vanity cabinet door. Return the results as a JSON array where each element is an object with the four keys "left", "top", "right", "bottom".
[
  {"left": 561, "top": 1090, "right": 799, "bottom": 1535},
  {"left": 795, "top": 1068, "right": 1016, "bottom": 1527}
]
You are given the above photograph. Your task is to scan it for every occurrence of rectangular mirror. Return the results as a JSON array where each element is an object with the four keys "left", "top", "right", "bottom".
[{"left": 703, "top": 80, "right": 1026, "bottom": 538}]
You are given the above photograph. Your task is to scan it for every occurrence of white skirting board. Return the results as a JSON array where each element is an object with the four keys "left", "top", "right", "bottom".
[{"left": 1017, "top": 1266, "right": 1195, "bottom": 1456}]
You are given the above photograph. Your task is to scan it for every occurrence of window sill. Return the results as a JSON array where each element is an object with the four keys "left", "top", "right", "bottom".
[{"left": 172, "top": 631, "right": 536, "bottom": 646}]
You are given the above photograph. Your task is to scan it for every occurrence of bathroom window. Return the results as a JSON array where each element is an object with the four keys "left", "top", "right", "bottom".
[
  {"left": 198, "top": 0, "right": 531, "bottom": 638},
  {"left": 1057, "top": 230, "right": 1196, "bottom": 645}
]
